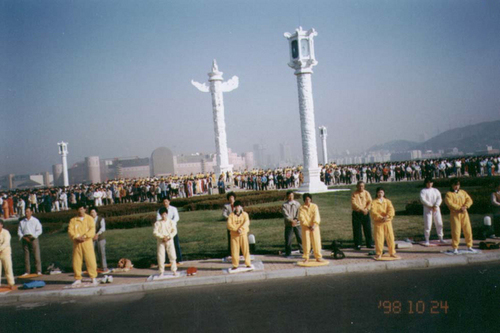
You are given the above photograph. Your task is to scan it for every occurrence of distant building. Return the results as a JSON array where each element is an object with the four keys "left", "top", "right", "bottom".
[
  {"left": 253, "top": 144, "right": 266, "bottom": 168},
  {"left": 174, "top": 149, "right": 254, "bottom": 175},
  {"left": 52, "top": 164, "right": 64, "bottom": 187},
  {"left": 151, "top": 147, "right": 175, "bottom": 176},
  {"left": 0, "top": 174, "right": 52, "bottom": 190}
]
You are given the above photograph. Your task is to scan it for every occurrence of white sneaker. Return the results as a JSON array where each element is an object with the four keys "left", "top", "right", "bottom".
[
  {"left": 91, "top": 278, "right": 99, "bottom": 286},
  {"left": 37, "top": 272, "right": 42, "bottom": 276},
  {"left": 439, "top": 239, "right": 447, "bottom": 243},
  {"left": 21, "top": 273, "right": 29, "bottom": 277},
  {"left": 452, "top": 249, "right": 459, "bottom": 255},
  {"left": 424, "top": 241, "right": 430, "bottom": 246},
  {"left": 467, "top": 247, "right": 476, "bottom": 253},
  {"left": 72, "top": 280, "right": 82, "bottom": 286},
  {"left": 107, "top": 276, "right": 113, "bottom": 283}
]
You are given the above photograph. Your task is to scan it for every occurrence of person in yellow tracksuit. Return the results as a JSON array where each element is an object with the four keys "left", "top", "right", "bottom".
[
  {"left": 153, "top": 207, "right": 178, "bottom": 275},
  {"left": 298, "top": 193, "right": 325, "bottom": 263},
  {"left": 227, "top": 201, "right": 251, "bottom": 270},
  {"left": 370, "top": 187, "right": 397, "bottom": 259},
  {"left": 444, "top": 179, "right": 474, "bottom": 254},
  {"left": 68, "top": 204, "right": 98, "bottom": 286},
  {"left": 0, "top": 220, "right": 15, "bottom": 289}
]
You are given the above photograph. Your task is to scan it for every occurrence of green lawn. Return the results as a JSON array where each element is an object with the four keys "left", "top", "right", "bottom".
[{"left": 9, "top": 181, "right": 489, "bottom": 274}]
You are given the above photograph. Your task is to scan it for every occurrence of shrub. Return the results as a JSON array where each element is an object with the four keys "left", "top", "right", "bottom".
[
  {"left": 245, "top": 206, "right": 283, "bottom": 220},
  {"left": 185, "top": 191, "right": 295, "bottom": 211},
  {"left": 105, "top": 213, "right": 156, "bottom": 230}
]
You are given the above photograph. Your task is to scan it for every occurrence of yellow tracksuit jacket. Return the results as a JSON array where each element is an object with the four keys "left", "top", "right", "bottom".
[
  {"left": 227, "top": 212, "right": 251, "bottom": 268},
  {"left": 370, "top": 198, "right": 396, "bottom": 256},
  {"left": 68, "top": 214, "right": 98, "bottom": 279},
  {"left": 298, "top": 203, "right": 322, "bottom": 259},
  {"left": 351, "top": 190, "right": 372, "bottom": 212},
  {"left": 444, "top": 190, "right": 473, "bottom": 249}
]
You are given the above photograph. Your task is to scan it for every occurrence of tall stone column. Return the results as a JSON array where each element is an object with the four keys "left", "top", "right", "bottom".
[
  {"left": 192, "top": 60, "right": 238, "bottom": 178},
  {"left": 285, "top": 27, "right": 327, "bottom": 193},
  {"left": 58, "top": 142, "right": 69, "bottom": 187},
  {"left": 319, "top": 126, "right": 328, "bottom": 165}
]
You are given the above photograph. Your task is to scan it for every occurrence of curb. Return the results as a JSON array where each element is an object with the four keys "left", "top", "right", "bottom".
[{"left": 1, "top": 252, "right": 500, "bottom": 304}]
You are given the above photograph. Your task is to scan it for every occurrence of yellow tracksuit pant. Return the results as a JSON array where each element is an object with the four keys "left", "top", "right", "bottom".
[
  {"left": 157, "top": 240, "right": 177, "bottom": 274},
  {"left": 0, "top": 248, "right": 15, "bottom": 286},
  {"left": 72, "top": 240, "right": 97, "bottom": 280},
  {"left": 450, "top": 212, "right": 473, "bottom": 249},
  {"left": 301, "top": 226, "right": 322, "bottom": 260},
  {"left": 230, "top": 233, "right": 251, "bottom": 268},
  {"left": 374, "top": 222, "right": 396, "bottom": 256}
]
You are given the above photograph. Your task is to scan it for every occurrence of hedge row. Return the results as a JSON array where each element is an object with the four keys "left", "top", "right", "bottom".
[
  {"left": 184, "top": 191, "right": 297, "bottom": 211},
  {"left": 245, "top": 206, "right": 283, "bottom": 220},
  {"left": 405, "top": 188, "right": 493, "bottom": 215},
  {"left": 105, "top": 213, "right": 156, "bottom": 230},
  {"left": 96, "top": 206, "right": 284, "bottom": 231},
  {"left": 32, "top": 190, "right": 292, "bottom": 223}
]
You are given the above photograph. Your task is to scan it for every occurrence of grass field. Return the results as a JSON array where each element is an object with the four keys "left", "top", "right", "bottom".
[{"left": 8, "top": 181, "right": 490, "bottom": 274}]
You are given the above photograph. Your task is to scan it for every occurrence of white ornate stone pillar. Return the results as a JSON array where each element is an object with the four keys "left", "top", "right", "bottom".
[
  {"left": 285, "top": 27, "right": 327, "bottom": 193},
  {"left": 58, "top": 141, "right": 69, "bottom": 187},
  {"left": 319, "top": 126, "right": 328, "bottom": 165},
  {"left": 192, "top": 60, "right": 237, "bottom": 178}
]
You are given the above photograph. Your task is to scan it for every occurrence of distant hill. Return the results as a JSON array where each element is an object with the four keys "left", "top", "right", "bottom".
[
  {"left": 413, "top": 120, "right": 500, "bottom": 153},
  {"left": 368, "top": 140, "right": 418, "bottom": 152}
]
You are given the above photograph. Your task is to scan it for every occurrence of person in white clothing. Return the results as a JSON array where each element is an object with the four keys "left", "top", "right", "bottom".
[
  {"left": 419, "top": 178, "right": 444, "bottom": 245},
  {"left": 17, "top": 198, "right": 26, "bottom": 217},
  {"left": 153, "top": 207, "right": 177, "bottom": 275},
  {"left": 0, "top": 220, "right": 15, "bottom": 289},
  {"left": 18, "top": 207, "right": 43, "bottom": 275},
  {"left": 156, "top": 198, "right": 182, "bottom": 263},
  {"left": 60, "top": 191, "right": 68, "bottom": 210}
]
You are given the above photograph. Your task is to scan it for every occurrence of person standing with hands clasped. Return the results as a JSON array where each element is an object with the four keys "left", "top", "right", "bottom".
[
  {"left": 299, "top": 193, "right": 325, "bottom": 263},
  {"left": 351, "top": 181, "right": 374, "bottom": 250},
  {"left": 370, "top": 187, "right": 398, "bottom": 259},
  {"left": 419, "top": 178, "right": 444, "bottom": 245},
  {"left": 0, "top": 220, "right": 15, "bottom": 290},
  {"left": 18, "top": 207, "right": 43, "bottom": 276},
  {"left": 153, "top": 207, "right": 178, "bottom": 276},
  {"left": 282, "top": 190, "right": 303, "bottom": 257},
  {"left": 444, "top": 179, "right": 475, "bottom": 254},
  {"left": 67, "top": 204, "right": 98, "bottom": 286},
  {"left": 227, "top": 201, "right": 252, "bottom": 270}
]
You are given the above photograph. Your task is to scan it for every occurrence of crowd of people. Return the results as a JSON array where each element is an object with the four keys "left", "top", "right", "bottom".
[{"left": 1, "top": 155, "right": 499, "bottom": 221}]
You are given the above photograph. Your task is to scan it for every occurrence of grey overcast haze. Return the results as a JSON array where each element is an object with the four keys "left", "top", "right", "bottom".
[{"left": 1, "top": 0, "right": 499, "bottom": 175}]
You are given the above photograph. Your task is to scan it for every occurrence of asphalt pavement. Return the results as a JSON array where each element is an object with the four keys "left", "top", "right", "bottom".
[{"left": 1, "top": 261, "right": 499, "bottom": 333}]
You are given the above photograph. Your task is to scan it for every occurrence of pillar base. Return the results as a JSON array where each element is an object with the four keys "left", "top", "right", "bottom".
[
  {"left": 298, "top": 167, "right": 328, "bottom": 194},
  {"left": 216, "top": 164, "right": 233, "bottom": 177}
]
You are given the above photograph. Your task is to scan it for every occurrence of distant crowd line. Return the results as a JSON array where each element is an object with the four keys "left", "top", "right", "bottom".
[{"left": 1, "top": 155, "right": 499, "bottom": 220}]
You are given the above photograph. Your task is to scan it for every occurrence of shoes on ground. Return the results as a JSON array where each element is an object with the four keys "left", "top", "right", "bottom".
[
  {"left": 21, "top": 273, "right": 29, "bottom": 277},
  {"left": 72, "top": 280, "right": 82, "bottom": 286},
  {"left": 452, "top": 249, "right": 459, "bottom": 255}
]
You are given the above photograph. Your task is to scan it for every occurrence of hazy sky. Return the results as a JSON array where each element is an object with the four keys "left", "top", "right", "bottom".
[{"left": 1, "top": 0, "right": 499, "bottom": 175}]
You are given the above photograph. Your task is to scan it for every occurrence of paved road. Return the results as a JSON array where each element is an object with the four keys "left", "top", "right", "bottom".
[{"left": 1, "top": 262, "right": 499, "bottom": 333}]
